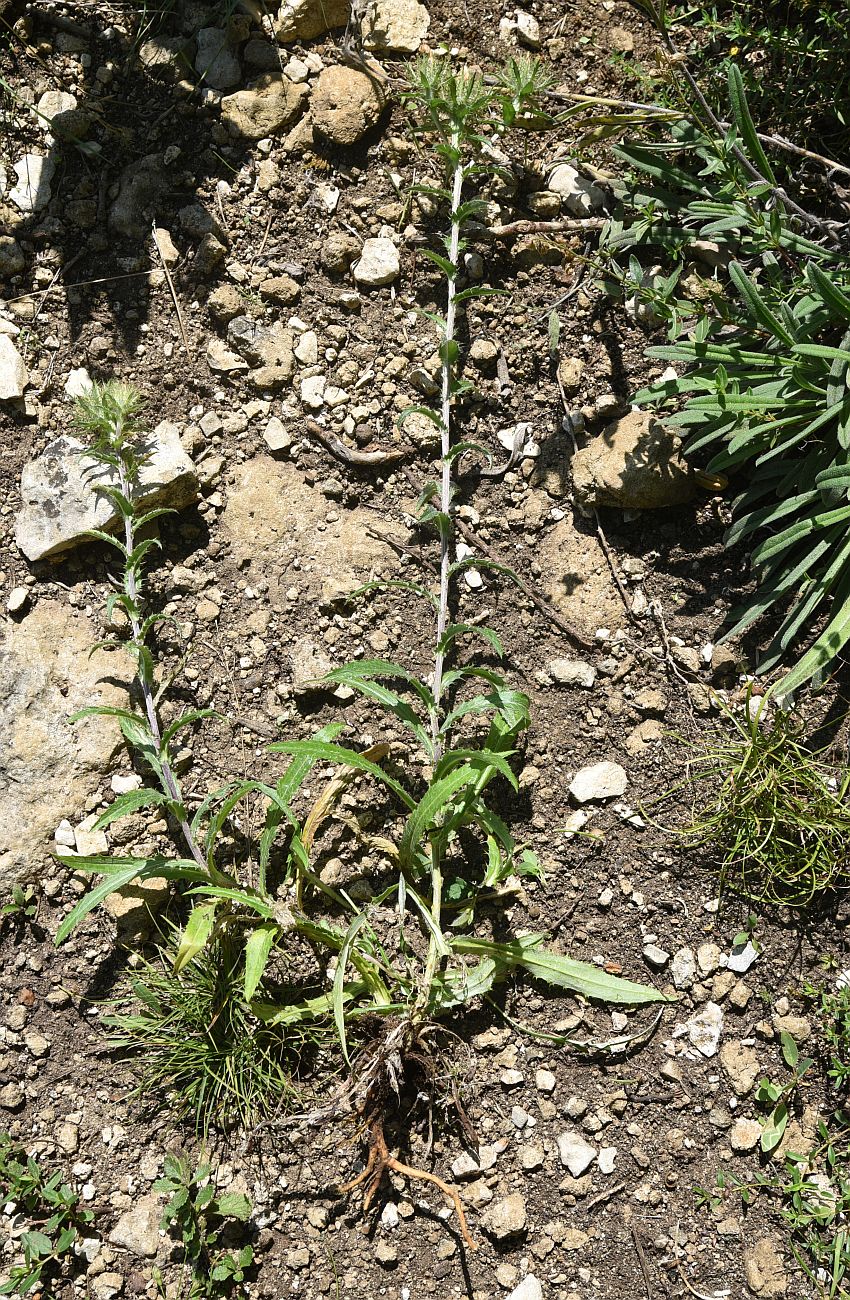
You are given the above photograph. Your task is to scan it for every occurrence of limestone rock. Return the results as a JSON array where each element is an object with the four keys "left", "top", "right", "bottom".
[
  {"left": 109, "top": 153, "right": 171, "bottom": 240},
  {"left": 685, "top": 1001, "right": 724, "bottom": 1058},
  {"left": 720, "top": 1040, "right": 760, "bottom": 1097},
  {"left": 352, "top": 236, "right": 399, "bottom": 287},
  {"left": 557, "top": 1131, "right": 597, "bottom": 1176},
  {"left": 275, "top": 0, "right": 349, "bottom": 41},
  {"left": 480, "top": 1192, "right": 527, "bottom": 1242},
  {"left": 569, "top": 761, "right": 627, "bottom": 803},
  {"left": 311, "top": 65, "right": 386, "bottom": 146},
  {"left": 538, "top": 516, "right": 625, "bottom": 638},
  {"left": 15, "top": 426, "right": 199, "bottom": 562},
  {"left": 109, "top": 1196, "right": 161, "bottom": 1258},
  {"left": 548, "top": 658, "right": 596, "bottom": 688},
  {"left": 508, "top": 1278, "right": 543, "bottom": 1300},
  {"left": 195, "top": 27, "right": 241, "bottom": 89},
  {"left": 743, "top": 1236, "right": 787, "bottom": 1296},
  {"left": 0, "top": 236, "right": 25, "bottom": 278},
  {"left": 730, "top": 1117, "right": 762, "bottom": 1153},
  {"left": 221, "top": 75, "right": 308, "bottom": 140},
  {"left": 572, "top": 412, "right": 696, "bottom": 512},
  {"left": 0, "top": 603, "right": 125, "bottom": 887},
  {"left": 361, "top": 0, "right": 429, "bottom": 52},
  {"left": 0, "top": 335, "right": 28, "bottom": 400},
  {"left": 547, "top": 162, "right": 604, "bottom": 216},
  {"left": 9, "top": 154, "right": 55, "bottom": 212}
]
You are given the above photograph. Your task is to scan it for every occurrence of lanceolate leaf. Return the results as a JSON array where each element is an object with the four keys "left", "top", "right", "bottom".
[
  {"left": 727, "top": 63, "right": 776, "bottom": 184},
  {"left": 93, "top": 787, "right": 172, "bottom": 829},
  {"left": 173, "top": 901, "right": 218, "bottom": 973},
  {"left": 243, "top": 923, "right": 277, "bottom": 1000},
  {"left": 54, "top": 857, "right": 206, "bottom": 945},
  {"left": 398, "top": 765, "right": 478, "bottom": 870},
  {"left": 453, "top": 935, "right": 669, "bottom": 1004}
]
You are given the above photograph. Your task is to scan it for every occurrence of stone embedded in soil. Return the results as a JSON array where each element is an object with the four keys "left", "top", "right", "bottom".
[
  {"left": 480, "top": 1192, "right": 527, "bottom": 1242},
  {"left": 109, "top": 1196, "right": 161, "bottom": 1258},
  {"left": 720, "top": 1040, "right": 760, "bottom": 1097},
  {"left": 15, "top": 426, "right": 199, "bottom": 562},
  {"left": 221, "top": 75, "right": 309, "bottom": 140},
  {"left": 685, "top": 1001, "right": 724, "bottom": 1058},
  {"left": 557, "top": 1131, "right": 597, "bottom": 1176},
  {"left": 109, "top": 153, "right": 171, "bottom": 239},
  {"left": 548, "top": 657, "right": 596, "bottom": 688},
  {"left": 0, "top": 236, "right": 25, "bottom": 277},
  {"left": 0, "top": 602, "right": 125, "bottom": 888},
  {"left": 507, "top": 1277, "right": 544, "bottom": 1300},
  {"left": 64, "top": 366, "right": 93, "bottom": 399},
  {"left": 361, "top": 0, "right": 430, "bottom": 51},
  {"left": 743, "top": 1236, "right": 788, "bottom": 1297},
  {"left": 9, "top": 153, "right": 55, "bottom": 211},
  {"left": 642, "top": 943, "right": 670, "bottom": 970},
  {"left": 275, "top": 0, "right": 350, "bottom": 41},
  {"left": 311, "top": 65, "right": 386, "bottom": 146},
  {"left": 730, "top": 1117, "right": 762, "bottom": 1153},
  {"left": 195, "top": 27, "right": 241, "bottom": 90},
  {"left": 538, "top": 517, "right": 625, "bottom": 637},
  {"left": 727, "top": 940, "right": 759, "bottom": 974},
  {"left": 672, "top": 947, "right": 697, "bottom": 990},
  {"left": 569, "top": 761, "right": 628, "bottom": 804},
  {"left": 547, "top": 162, "right": 604, "bottom": 215},
  {"left": 571, "top": 411, "right": 696, "bottom": 513},
  {"left": 0, "top": 334, "right": 28, "bottom": 399}
]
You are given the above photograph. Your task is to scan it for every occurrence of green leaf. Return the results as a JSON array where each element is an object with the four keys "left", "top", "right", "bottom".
[
  {"left": 243, "top": 923, "right": 276, "bottom": 1001},
  {"left": 21, "top": 1231, "right": 53, "bottom": 1259},
  {"left": 780, "top": 1031, "right": 799, "bottom": 1069},
  {"left": 436, "top": 623, "right": 504, "bottom": 657},
  {"left": 215, "top": 1192, "right": 252, "bottom": 1221},
  {"left": 334, "top": 912, "right": 370, "bottom": 1064},
  {"left": 322, "top": 659, "right": 434, "bottom": 709},
  {"left": 806, "top": 263, "right": 850, "bottom": 322},
  {"left": 160, "top": 708, "right": 218, "bottom": 749},
  {"left": 760, "top": 1102, "right": 788, "bottom": 1154},
  {"left": 453, "top": 935, "right": 670, "bottom": 1004},
  {"left": 398, "top": 765, "right": 478, "bottom": 871},
  {"left": 69, "top": 705, "right": 149, "bottom": 728},
  {"left": 173, "top": 902, "right": 218, "bottom": 973},
  {"left": 727, "top": 63, "right": 775, "bottom": 184},
  {"left": 54, "top": 858, "right": 205, "bottom": 944},
  {"left": 267, "top": 740, "right": 415, "bottom": 810},
  {"left": 774, "top": 582, "right": 850, "bottom": 697},
  {"left": 421, "top": 248, "right": 456, "bottom": 278},
  {"left": 728, "top": 262, "right": 795, "bottom": 347},
  {"left": 93, "top": 788, "right": 171, "bottom": 829}
]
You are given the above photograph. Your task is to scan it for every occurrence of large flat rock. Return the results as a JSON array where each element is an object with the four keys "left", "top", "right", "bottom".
[
  {"left": 15, "top": 424, "right": 199, "bottom": 562},
  {"left": 0, "top": 602, "right": 126, "bottom": 886}
]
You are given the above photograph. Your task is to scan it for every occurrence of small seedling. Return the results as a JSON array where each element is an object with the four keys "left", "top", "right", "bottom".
[
  {"left": 0, "top": 886, "right": 37, "bottom": 925},
  {"left": 0, "top": 1135, "right": 95, "bottom": 1297},
  {"left": 756, "top": 1031, "right": 814, "bottom": 1154},
  {"left": 154, "top": 1154, "right": 253, "bottom": 1299}
]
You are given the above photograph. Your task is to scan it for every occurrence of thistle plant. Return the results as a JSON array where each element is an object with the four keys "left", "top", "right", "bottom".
[{"left": 57, "top": 56, "right": 671, "bottom": 1243}]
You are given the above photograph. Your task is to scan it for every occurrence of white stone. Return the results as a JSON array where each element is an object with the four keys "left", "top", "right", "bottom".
[
  {"left": 557, "top": 1131, "right": 597, "bottom": 1176},
  {"left": 685, "top": 1001, "right": 724, "bottom": 1058},
  {"left": 361, "top": 0, "right": 430, "bottom": 52},
  {"left": 9, "top": 154, "right": 56, "bottom": 212},
  {"left": 597, "top": 1146, "right": 617, "bottom": 1174},
  {"left": 294, "top": 330, "right": 319, "bottom": 365},
  {"left": 672, "top": 947, "right": 697, "bottom": 990},
  {"left": 514, "top": 10, "right": 541, "bottom": 47},
  {"left": 507, "top": 1278, "right": 543, "bottom": 1300},
  {"left": 548, "top": 658, "right": 596, "bottom": 688},
  {"left": 727, "top": 940, "right": 759, "bottom": 974},
  {"left": 569, "top": 761, "right": 627, "bottom": 803},
  {"left": 352, "top": 237, "right": 400, "bottom": 288},
  {"left": 300, "top": 374, "right": 326, "bottom": 408},
  {"left": 111, "top": 774, "right": 142, "bottom": 795},
  {"left": 36, "top": 90, "right": 77, "bottom": 129},
  {"left": 6, "top": 587, "right": 29, "bottom": 615},
  {"left": 195, "top": 27, "right": 241, "bottom": 90},
  {"left": 0, "top": 334, "right": 28, "bottom": 399},
  {"left": 54, "top": 819, "right": 76, "bottom": 848},
  {"left": 547, "top": 162, "right": 605, "bottom": 216},
  {"left": 64, "top": 367, "right": 93, "bottom": 398},
  {"left": 263, "top": 416, "right": 292, "bottom": 452}
]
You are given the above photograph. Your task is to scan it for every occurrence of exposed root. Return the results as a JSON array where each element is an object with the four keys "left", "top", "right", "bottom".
[{"left": 337, "top": 1114, "right": 477, "bottom": 1250}]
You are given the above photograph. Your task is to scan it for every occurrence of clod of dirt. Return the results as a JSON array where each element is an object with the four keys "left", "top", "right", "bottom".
[
  {"left": 108, "top": 1196, "right": 161, "bottom": 1258},
  {"left": 480, "top": 1192, "right": 527, "bottom": 1242},
  {"left": 220, "top": 75, "right": 309, "bottom": 140},
  {"left": 352, "top": 236, "right": 400, "bottom": 287},
  {"left": 0, "top": 334, "right": 27, "bottom": 399},
  {"left": 719, "top": 1040, "right": 760, "bottom": 1097},
  {"left": 9, "top": 153, "right": 55, "bottom": 212},
  {"left": 743, "top": 1236, "right": 788, "bottom": 1297},
  {"left": 15, "top": 426, "right": 199, "bottom": 562},
  {"left": 361, "top": 0, "right": 430, "bottom": 53},
  {"left": 0, "top": 235, "right": 24, "bottom": 276},
  {"left": 275, "top": 0, "right": 350, "bottom": 42},
  {"left": 571, "top": 411, "right": 697, "bottom": 512},
  {"left": 569, "top": 761, "right": 628, "bottom": 803},
  {"left": 0, "top": 602, "right": 125, "bottom": 887},
  {"left": 109, "top": 153, "right": 172, "bottom": 240},
  {"left": 311, "top": 65, "right": 387, "bottom": 146},
  {"left": 195, "top": 27, "right": 241, "bottom": 90}
]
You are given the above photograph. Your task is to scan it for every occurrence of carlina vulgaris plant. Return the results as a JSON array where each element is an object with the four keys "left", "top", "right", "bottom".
[{"left": 55, "top": 57, "right": 672, "bottom": 1243}]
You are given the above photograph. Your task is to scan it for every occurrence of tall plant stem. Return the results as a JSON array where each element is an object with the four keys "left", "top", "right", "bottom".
[
  {"left": 430, "top": 141, "right": 465, "bottom": 764},
  {"left": 115, "top": 444, "right": 208, "bottom": 877}
]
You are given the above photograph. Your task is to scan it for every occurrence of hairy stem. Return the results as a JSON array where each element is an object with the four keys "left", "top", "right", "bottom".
[{"left": 116, "top": 439, "right": 208, "bottom": 876}]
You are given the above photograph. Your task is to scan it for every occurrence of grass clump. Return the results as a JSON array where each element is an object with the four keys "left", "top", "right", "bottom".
[
  {"left": 679, "top": 698, "right": 850, "bottom": 907},
  {"left": 105, "top": 933, "right": 299, "bottom": 1133}
]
